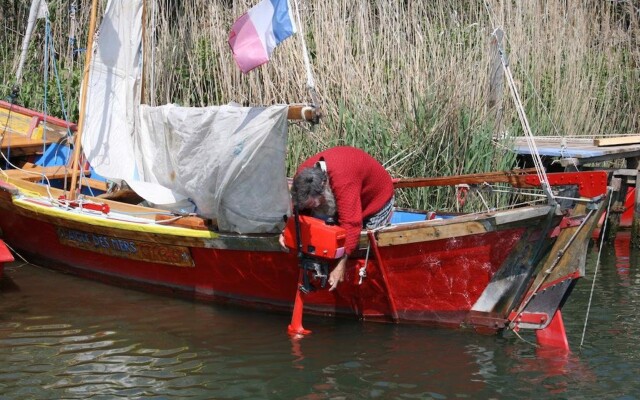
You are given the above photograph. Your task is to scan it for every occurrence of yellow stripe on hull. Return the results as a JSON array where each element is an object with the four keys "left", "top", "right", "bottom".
[{"left": 13, "top": 196, "right": 218, "bottom": 239}]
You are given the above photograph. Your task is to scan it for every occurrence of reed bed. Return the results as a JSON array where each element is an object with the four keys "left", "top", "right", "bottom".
[{"left": 1, "top": 0, "right": 638, "bottom": 210}]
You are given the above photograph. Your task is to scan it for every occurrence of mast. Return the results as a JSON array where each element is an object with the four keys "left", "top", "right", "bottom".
[{"left": 68, "top": 0, "right": 100, "bottom": 200}]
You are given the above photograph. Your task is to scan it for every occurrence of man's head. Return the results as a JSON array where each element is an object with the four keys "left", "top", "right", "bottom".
[{"left": 291, "top": 166, "right": 336, "bottom": 217}]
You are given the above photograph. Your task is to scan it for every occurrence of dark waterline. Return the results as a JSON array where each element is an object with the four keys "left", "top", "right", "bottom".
[{"left": 1, "top": 234, "right": 639, "bottom": 399}]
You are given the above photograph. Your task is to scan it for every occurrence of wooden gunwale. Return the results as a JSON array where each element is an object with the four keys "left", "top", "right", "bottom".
[
  {"left": 392, "top": 168, "right": 537, "bottom": 188},
  {"left": 0, "top": 100, "right": 76, "bottom": 130},
  {"left": 0, "top": 178, "right": 286, "bottom": 250},
  {"left": 0, "top": 175, "right": 559, "bottom": 251},
  {"left": 374, "top": 205, "right": 556, "bottom": 247}
]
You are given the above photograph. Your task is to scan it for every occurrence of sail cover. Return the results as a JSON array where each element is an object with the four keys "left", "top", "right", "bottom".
[
  {"left": 81, "top": 0, "right": 291, "bottom": 233},
  {"left": 137, "top": 104, "right": 290, "bottom": 234}
]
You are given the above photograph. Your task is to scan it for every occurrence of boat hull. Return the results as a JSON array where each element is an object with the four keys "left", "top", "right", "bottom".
[
  {"left": 0, "top": 173, "right": 606, "bottom": 343},
  {"left": 0, "top": 184, "right": 554, "bottom": 327}
]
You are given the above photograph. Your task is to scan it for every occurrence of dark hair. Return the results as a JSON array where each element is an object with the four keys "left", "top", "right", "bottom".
[{"left": 291, "top": 166, "right": 327, "bottom": 209}]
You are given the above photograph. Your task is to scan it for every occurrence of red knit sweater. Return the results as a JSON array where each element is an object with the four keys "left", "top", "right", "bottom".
[{"left": 296, "top": 146, "right": 394, "bottom": 254}]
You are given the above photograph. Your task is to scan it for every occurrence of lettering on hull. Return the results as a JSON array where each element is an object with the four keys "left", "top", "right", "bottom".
[{"left": 56, "top": 227, "right": 194, "bottom": 267}]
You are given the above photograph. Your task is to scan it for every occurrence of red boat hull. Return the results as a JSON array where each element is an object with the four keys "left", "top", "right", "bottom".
[
  {"left": 0, "top": 202, "right": 552, "bottom": 328},
  {"left": 0, "top": 170, "right": 608, "bottom": 347}
]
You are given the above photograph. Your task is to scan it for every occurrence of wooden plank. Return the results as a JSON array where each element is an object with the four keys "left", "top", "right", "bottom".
[
  {"left": 81, "top": 177, "right": 109, "bottom": 192},
  {"left": 2, "top": 165, "right": 85, "bottom": 181},
  {"left": 376, "top": 221, "right": 488, "bottom": 246},
  {"left": 392, "top": 168, "right": 537, "bottom": 189},
  {"left": 1, "top": 133, "right": 56, "bottom": 149},
  {"left": 594, "top": 135, "right": 640, "bottom": 147},
  {"left": 155, "top": 214, "right": 214, "bottom": 230},
  {"left": 0, "top": 132, "right": 58, "bottom": 158},
  {"left": 513, "top": 136, "right": 640, "bottom": 160}
]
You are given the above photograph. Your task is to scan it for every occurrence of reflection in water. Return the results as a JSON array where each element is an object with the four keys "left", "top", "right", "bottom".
[
  {"left": 0, "top": 247, "right": 639, "bottom": 399},
  {"left": 614, "top": 232, "right": 632, "bottom": 286}
]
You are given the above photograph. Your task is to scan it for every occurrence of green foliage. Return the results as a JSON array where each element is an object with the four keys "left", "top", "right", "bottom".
[{"left": 1, "top": 0, "right": 639, "bottom": 211}]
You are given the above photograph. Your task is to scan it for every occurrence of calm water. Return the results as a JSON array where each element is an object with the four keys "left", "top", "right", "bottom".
[{"left": 1, "top": 234, "right": 639, "bottom": 400}]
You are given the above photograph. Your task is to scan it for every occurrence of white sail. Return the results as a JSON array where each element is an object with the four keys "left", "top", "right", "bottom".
[
  {"left": 81, "top": 0, "right": 290, "bottom": 233},
  {"left": 81, "top": 0, "right": 143, "bottom": 182}
]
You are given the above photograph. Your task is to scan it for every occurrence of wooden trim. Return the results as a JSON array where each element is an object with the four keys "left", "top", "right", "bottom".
[
  {"left": 0, "top": 132, "right": 57, "bottom": 153},
  {"left": 0, "top": 100, "right": 76, "bottom": 130},
  {"left": 392, "top": 168, "right": 537, "bottom": 189},
  {"left": 367, "top": 231, "right": 399, "bottom": 322},
  {"left": 155, "top": 214, "right": 215, "bottom": 230},
  {"left": 375, "top": 220, "right": 489, "bottom": 246},
  {"left": 1, "top": 178, "right": 160, "bottom": 220},
  {"left": 81, "top": 177, "right": 109, "bottom": 192},
  {"left": 2, "top": 165, "right": 86, "bottom": 181},
  {"left": 594, "top": 135, "right": 640, "bottom": 147}
]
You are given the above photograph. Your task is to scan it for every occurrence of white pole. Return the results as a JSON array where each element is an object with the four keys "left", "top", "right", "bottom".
[{"left": 15, "top": 0, "right": 49, "bottom": 84}]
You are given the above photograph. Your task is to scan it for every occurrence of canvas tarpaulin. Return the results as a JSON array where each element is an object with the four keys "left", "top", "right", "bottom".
[{"left": 135, "top": 103, "right": 290, "bottom": 234}]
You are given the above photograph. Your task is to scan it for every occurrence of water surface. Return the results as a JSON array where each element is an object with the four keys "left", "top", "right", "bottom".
[{"left": 1, "top": 234, "right": 639, "bottom": 399}]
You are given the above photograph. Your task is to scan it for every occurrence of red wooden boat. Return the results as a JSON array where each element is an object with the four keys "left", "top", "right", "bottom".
[
  {"left": 0, "top": 0, "right": 609, "bottom": 349},
  {"left": 0, "top": 168, "right": 608, "bottom": 349},
  {"left": 0, "top": 98, "right": 609, "bottom": 349}
]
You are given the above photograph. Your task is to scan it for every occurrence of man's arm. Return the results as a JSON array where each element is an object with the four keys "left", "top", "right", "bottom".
[{"left": 328, "top": 254, "right": 348, "bottom": 291}]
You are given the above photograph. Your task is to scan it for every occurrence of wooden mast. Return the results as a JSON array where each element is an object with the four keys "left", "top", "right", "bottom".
[{"left": 68, "top": 0, "right": 100, "bottom": 200}]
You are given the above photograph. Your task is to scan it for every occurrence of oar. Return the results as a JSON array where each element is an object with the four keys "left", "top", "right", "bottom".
[{"left": 287, "top": 205, "right": 311, "bottom": 336}]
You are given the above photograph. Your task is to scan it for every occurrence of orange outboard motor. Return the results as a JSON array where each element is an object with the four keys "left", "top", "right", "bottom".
[
  {"left": 282, "top": 214, "right": 346, "bottom": 260},
  {"left": 283, "top": 212, "right": 346, "bottom": 293},
  {"left": 285, "top": 211, "right": 347, "bottom": 336}
]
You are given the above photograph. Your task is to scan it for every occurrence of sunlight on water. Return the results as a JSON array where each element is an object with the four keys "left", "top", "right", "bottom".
[{"left": 1, "top": 236, "right": 640, "bottom": 399}]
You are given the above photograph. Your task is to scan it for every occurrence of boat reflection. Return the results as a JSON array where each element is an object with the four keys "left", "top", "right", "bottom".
[{"left": 613, "top": 231, "right": 632, "bottom": 286}]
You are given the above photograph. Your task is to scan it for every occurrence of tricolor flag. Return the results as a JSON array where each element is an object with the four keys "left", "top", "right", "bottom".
[{"left": 228, "top": 0, "right": 297, "bottom": 74}]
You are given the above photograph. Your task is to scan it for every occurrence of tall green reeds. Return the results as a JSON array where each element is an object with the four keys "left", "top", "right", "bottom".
[{"left": 1, "top": 0, "right": 638, "bottom": 210}]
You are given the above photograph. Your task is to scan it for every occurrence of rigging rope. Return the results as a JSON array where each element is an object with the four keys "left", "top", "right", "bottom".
[
  {"left": 580, "top": 188, "right": 614, "bottom": 348},
  {"left": 493, "top": 29, "right": 555, "bottom": 206},
  {"left": 292, "top": 0, "right": 319, "bottom": 107}
]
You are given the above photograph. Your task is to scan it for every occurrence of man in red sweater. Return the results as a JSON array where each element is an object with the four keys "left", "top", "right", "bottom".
[{"left": 287, "top": 146, "right": 394, "bottom": 290}]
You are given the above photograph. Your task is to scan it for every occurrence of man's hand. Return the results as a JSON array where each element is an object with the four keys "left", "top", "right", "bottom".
[{"left": 328, "top": 255, "right": 348, "bottom": 291}]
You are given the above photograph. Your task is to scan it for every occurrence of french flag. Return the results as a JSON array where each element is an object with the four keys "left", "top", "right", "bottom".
[{"left": 228, "top": 0, "right": 297, "bottom": 74}]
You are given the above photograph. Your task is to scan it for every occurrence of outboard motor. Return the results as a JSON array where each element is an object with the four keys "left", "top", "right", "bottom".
[{"left": 283, "top": 209, "right": 346, "bottom": 293}]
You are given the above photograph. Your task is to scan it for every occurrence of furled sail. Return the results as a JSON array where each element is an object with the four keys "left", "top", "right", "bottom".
[
  {"left": 81, "top": 0, "right": 291, "bottom": 233},
  {"left": 81, "top": 0, "right": 143, "bottom": 182}
]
